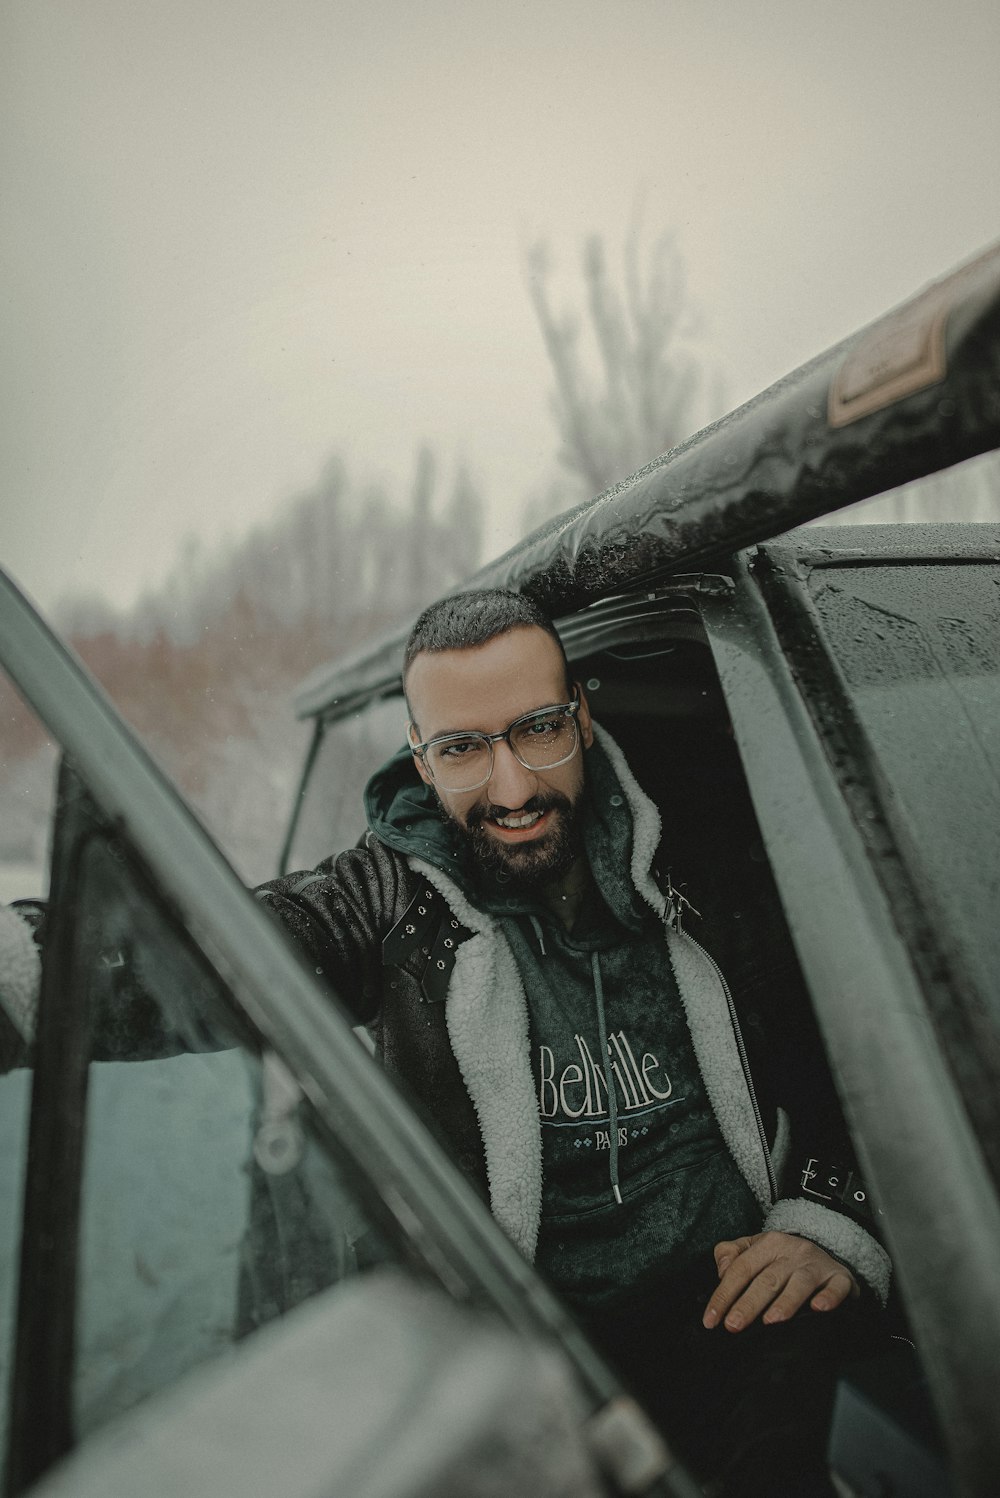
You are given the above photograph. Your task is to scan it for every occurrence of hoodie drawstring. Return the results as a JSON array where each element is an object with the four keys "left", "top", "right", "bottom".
[
  {"left": 591, "top": 950, "right": 623, "bottom": 1205},
  {"left": 528, "top": 914, "right": 621, "bottom": 1205}
]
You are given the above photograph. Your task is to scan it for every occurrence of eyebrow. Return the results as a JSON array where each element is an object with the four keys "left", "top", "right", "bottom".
[{"left": 426, "top": 725, "right": 484, "bottom": 740}]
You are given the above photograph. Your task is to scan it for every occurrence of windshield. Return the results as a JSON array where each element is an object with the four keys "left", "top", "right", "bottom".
[{"left": 284, "top": 696, "right": 408, "bottom": 874}]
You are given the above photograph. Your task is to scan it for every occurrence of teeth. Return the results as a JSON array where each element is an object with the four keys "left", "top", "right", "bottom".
[{"left": 494, "top": 811, "right": 543, "bottom": 829}]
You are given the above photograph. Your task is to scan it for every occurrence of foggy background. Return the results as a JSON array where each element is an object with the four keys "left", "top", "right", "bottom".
[{"left": 2, "top": 0, "right": 999, "bottom": 879}]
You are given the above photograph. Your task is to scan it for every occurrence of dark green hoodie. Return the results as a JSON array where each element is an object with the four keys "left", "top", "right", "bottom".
[{"left": 365, "top": 735, "right": 761, "bottom": 1310}]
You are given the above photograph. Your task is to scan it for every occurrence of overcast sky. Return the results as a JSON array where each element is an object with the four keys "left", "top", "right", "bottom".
[{"left": 2, "top": 0, "right": 998, "bottom": 614}]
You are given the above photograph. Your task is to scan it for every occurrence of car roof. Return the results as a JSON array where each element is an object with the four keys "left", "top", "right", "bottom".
[{"left": 295, "top": 241, "right": 1000, "bottom": 723}]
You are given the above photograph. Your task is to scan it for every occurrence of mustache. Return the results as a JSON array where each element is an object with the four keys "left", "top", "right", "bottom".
[{"left": 465, "top": 790, "right": 572, "bottom": 830}]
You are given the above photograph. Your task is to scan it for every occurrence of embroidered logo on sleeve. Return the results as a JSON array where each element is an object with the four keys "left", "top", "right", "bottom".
[{"left": 800, "top": 1156, "right": 872, "bottom": 1218}]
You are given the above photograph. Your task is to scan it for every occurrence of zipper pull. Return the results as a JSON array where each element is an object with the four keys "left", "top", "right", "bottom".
[
  {"left": 664, "top": 871, "right": 700, "bottom": 935},
  {"left": 528, "top": 914, "right": 547, "bottom": 956}
]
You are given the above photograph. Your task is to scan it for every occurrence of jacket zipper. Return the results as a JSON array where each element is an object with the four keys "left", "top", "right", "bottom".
[{"left": 678, "top": 925, "right": 777, "bottom": 1204}]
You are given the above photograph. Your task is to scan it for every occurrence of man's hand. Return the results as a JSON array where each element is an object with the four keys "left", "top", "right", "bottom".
[{"left": 702, "top": 1231, "right": 859, "bottom": 1332}]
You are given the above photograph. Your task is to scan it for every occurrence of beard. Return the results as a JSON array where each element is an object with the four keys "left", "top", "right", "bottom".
[{"left": 443, "top": 789, "right": 583, "bottom": 890}]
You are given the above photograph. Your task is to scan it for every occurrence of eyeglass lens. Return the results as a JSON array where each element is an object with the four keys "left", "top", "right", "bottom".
[{"left": 427, "top": 709, "right": 578, "bottom": 789}]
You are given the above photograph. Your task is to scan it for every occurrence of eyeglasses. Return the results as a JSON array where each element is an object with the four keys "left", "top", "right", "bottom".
[{"left": 410, "top": 691, "right": 581, "bottom": 792}]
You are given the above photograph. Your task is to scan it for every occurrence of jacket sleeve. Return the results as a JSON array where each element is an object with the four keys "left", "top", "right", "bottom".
[
  {"left": 752, "top": 957, "right": 892, "bottom": 1304},
  {"left": 763, "top": 1169, "right": 892, "bottom": 1306},
  {"left": 1, "top": 839, "right": 404, "bottom": 1064},
  {"left": 253, "top": 837, "right": 407, "bottom": 1027}
]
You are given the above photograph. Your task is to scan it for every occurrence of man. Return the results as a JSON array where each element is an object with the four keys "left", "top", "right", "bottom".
[
  {"left": 253, "top": 588, "right": 892, "bottom": 1493},
  {"left": 0, "top": 586, "right": 891, "bottom": 1491}
]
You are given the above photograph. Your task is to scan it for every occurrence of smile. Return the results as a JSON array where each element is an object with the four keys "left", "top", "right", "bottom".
[
  {"left": 493, "top": 810, "right": 543, "bottom": 829},
  {"left": 486, "top": 808, "right": 553, "bottom": 841}
]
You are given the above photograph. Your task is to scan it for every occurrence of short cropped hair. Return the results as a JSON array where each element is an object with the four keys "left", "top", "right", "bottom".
[{"left": 403, "top": 588, "right": 570, "bottom": 697}]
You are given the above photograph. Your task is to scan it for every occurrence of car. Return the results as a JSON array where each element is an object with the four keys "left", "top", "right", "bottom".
[{"left": 1, "top": 239, "right": 999, "bottom": 1497}]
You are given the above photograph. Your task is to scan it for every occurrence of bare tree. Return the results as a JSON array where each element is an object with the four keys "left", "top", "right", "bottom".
[
  {"left": 445, "top": 461, "right": 484, "bottom": 580},
  {"left": 526, "top": 228, "right": 713, "bottom": 505},
  {"left": 406, "top": 445, "right": 435, "bottom": 607}
]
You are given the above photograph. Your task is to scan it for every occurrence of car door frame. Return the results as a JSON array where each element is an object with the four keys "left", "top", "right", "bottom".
[{"left": 697, "top": 536, "right": 1000, "bottom": 1496}]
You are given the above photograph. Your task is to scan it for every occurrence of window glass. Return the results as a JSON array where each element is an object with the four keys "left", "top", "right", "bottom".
[
  {"left": 0, "top": 667, "right": 54, "bottom": 1466},
  {"left": 808, "top": 561, "right": 1000, "bottom": 1023},
  {"left": 286, "top": 696, "right": 407, "bottom": 872},
  {"left": 67, "top": 829, "right": 394, "bottom": 1438}
]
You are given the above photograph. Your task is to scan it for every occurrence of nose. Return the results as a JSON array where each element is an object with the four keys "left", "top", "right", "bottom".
[{"left": 487, "top": 738, "right": 538, "bottom": 809}]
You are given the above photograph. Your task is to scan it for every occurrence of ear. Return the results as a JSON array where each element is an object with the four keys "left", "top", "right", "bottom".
[
  {"left": 574, "top": 683, "right": 595, "bottom": 750},
  {"left": 407, "top": 722, "right": 433, "bottom": 786}
]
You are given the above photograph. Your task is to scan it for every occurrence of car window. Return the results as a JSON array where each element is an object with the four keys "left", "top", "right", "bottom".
[
  {"left": 7, "top": 779, "right": 410, "bottom": 1481},
  {"left": 808, "top": 560, "right": 1000, "bottom": 1029},
  {"left": 73, "top": 832, "right": 403, "bottom": 1429},
  {"left": 284, "top": 696, "right": 406, "bottom": 872}
]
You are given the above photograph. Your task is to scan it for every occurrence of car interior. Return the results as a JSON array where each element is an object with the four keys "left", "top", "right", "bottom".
[{"left": 564, "top": 622, "right": 950, "bottom": 1494}]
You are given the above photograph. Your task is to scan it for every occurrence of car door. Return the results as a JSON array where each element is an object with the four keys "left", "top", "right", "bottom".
[
  {"left": 696, "top": 524, "right": 1000, "bottom": 1495},
  {"left": 0, "top": 571, "right": 687, "bottom": 1497}
]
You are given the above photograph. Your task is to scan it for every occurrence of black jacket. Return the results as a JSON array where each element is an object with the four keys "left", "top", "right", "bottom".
[{"left": 255, "top": 726, "right": 891, "bottom": 1302}]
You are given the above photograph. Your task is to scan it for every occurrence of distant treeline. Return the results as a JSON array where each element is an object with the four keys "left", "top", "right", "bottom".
[{"left": 0, "top": 448, "right": 484, "bottom": 875}]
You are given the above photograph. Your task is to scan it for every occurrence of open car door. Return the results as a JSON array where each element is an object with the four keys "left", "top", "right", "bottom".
[{"left": 0, "top": 570, "right": 693, "bottom": 1498}]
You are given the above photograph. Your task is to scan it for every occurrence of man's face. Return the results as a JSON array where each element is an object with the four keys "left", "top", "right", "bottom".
[{"left": 406, "top": 626, "right": 594, "bottom": 887}]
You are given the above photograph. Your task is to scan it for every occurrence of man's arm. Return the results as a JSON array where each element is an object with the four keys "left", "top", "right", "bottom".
[
  {"left": 734, "top": 950, "right": 892, "bottom": 1314},
  {"left": 253, "top": 836, "right": 411, "bottom": 1027},
  {"left": 0, "top": 836, "right": 406, "bottom": 1065}
]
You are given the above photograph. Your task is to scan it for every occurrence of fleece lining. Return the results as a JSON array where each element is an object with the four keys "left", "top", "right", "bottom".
[
  {"left": 409, "top": 724, "right": 890, "bottom": 1301},
  {"left": 408, "top": 855, "right": 543, "bottom": 1260},
  {"left": 595, "top": 726, "right": 773, "bottom": 1208},
  {"left": 765, "top": 1196, "right": 892, "bottom": 1305},
  {"left": 593, "top": 728, "right": 890, "bottom": 1299}
]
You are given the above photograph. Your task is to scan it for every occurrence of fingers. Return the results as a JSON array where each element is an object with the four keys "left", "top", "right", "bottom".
[
  {"left": 713, "top": 1236, "right": 753, "bottom": 1278},
  {"left": 702, "top": 1232, "right": 859, "bottom": 1332},
  {"left": 810, "top": 1273, "right": 860, "bottom": 1313},
  {"left": 703, "top": 1237, "right": 773, "bottom": 1330},
  {"left": 761, "top": 1266, "right": 855, "bottom": 1325}
]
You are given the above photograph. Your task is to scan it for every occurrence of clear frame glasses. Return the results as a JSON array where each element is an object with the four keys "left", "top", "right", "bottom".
[{"left": 410, "top": 691, "right": 581, "bottom": 792}]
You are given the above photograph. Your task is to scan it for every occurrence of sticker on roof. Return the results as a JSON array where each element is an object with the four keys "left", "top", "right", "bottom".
[{"left": 828, "top": 241, "right": 1000, "bottom": 428}]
